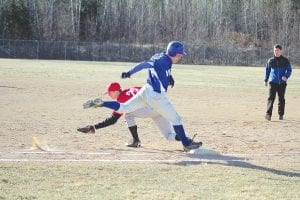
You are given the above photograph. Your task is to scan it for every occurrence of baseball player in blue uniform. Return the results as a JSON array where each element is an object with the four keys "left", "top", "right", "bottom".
[{"left": 83, "top": 41, "right": 202, "bottom": 151}]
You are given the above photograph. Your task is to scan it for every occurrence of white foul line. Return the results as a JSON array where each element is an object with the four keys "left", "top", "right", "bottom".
[
  {"left": 0, "top": 150, "right": 181, "bottom": 156},
  {"left": 0, "top": 150, "right": 299, "bottom": 163},
  {"left": 0, "top": 158, "right": 184, "bottom": 163},
  {"left": 0, "top": 150, "right": 299, "bottom": 156}
]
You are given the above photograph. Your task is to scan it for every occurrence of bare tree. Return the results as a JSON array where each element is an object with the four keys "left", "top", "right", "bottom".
[
  {"left": 27, "top": 0, "right": 41, "bottom": 40},
  {"left": 70, "top": 0, "right": 81, "bottom": 41}
]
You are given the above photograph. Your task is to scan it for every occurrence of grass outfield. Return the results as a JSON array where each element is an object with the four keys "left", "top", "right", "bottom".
[
  {"left": 0, "top": 59, "right": 299, "bottom": 199},
  {"left": 1, "top": 162, "right": 299, "bottom": 200}
]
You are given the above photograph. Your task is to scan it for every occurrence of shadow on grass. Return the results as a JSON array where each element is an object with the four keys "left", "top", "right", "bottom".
[
  {"left": 95, "top": 147, "right": 300, "bottom": 177},
  {"left": 173, "top": 153, "right": 300, "bottom": 178}
]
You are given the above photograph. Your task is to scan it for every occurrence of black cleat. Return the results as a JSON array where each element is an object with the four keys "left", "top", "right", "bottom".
[
  {"left": 77, "top": 125, "right": 96, "bottom": 134},
  {"left": 279, "top": 115, "right": 283, "bottom": 120},
  {"left": 127, "top": 140, "right": 141, "bottom": 148},
  {"left": 183, "top": 134, "right": 202, "bottom": 151},
  {"left": 184, "top": 141, "right": 202, "bottom": 151}
]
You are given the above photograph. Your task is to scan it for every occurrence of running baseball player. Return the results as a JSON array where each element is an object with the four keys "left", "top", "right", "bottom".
[
  {"left": 78, "top": 82, "right": 181, "bottom": 147},
  {"left": 83, "top": 41, "right": 202, "bottom": 151}
]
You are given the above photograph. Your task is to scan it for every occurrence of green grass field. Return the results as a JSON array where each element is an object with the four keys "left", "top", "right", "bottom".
[
  {"left": 0, "top": 59, "right": 299, "bottom": 200},
  {"left": 1, "top": 162, "right": 299, "bottom": 200}
]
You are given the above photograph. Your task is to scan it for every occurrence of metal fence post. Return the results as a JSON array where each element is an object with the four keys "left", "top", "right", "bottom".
[
  {"left": 8, "top": 39, "right": 11, "bottom": 58},
  {"left": 64, "top": 41, "right": 67, "bottom": 60},
  {"left": 36, "top": 40, "right": 39, "bottom": 59}
]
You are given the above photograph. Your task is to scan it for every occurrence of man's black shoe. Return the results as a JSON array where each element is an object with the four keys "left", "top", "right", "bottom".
[
  {"left": 279, "top": 115, "right": 283, "bottom": 120},
  {"left": 127, "top": 140, "right": 141, "bottom": 148}
]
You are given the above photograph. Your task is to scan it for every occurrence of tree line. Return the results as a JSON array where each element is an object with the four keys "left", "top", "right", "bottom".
[{"left": 0, "top": 0, "right": 299, "bottom": 64}]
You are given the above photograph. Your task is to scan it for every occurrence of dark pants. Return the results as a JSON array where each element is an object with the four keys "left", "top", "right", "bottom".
[{"left": 266, "top": 82, "right": 287, "bottom": 116}]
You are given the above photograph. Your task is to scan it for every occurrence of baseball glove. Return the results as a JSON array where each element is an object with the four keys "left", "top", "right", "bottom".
[
  {"left": 83, "top": 98, "right": 104, "bottom": 109},
  {"left": 77, "top": 125, "right": 96, "bottom": 134}
]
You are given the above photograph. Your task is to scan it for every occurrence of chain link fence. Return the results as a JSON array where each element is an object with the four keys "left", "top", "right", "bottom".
[
  {"left": 0, "top": 39, "right": 162, "bottom": 62},
  {"left": 0, "top": 39, "right": 299, "bottom": 66}
]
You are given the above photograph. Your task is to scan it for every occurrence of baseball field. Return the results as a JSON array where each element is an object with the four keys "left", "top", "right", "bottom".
[{"left": 0, "top": 58, "right": 299, "bottom": 199}]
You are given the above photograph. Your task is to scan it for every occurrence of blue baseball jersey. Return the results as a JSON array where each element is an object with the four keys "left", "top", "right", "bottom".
[{"left": 127, "top": 53, "right": 172, "bottom": 93}]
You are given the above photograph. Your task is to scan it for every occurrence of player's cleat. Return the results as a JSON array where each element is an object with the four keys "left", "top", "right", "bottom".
[
  {"left": 127, "top": 140, "right": 141, "bottom": 148},
  {"left": 184, "top": 141, "right": 203, "bottom": 152},
  {"left": 77, "top": 125, "right": 96, "bottom": 134},
  {"left": 265, "top": 114, "right": 271, "bottom": 121},
  {"left": 279, "top": 115, "right": 283, "bottom": 120},
  {"left": 83, "top": 98, "right": 104, "bottom": 109},
  {"left": 183, "top": 134, "right": 202, "bottom": 151}
]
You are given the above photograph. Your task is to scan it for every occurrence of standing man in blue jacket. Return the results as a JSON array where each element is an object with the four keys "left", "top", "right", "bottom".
[{"left": 264, "top": 44, "right": 292, "bottom": 121}]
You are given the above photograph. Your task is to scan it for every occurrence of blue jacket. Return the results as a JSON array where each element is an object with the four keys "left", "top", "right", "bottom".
[
  {"left": 265, "top": 55, "right": 292, "bottom": 84},
  {"left": 127, "top": 53, "right": 172, "bottom": 93}
]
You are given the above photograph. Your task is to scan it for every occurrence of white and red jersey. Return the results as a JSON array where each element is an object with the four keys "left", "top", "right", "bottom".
[{"left": 113, "top": 86, "right": 141, "bottom": 115}]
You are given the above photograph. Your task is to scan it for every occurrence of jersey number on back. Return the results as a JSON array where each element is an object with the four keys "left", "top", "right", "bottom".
[{"left": 126, "top": 88, "right": 139, "bottom": 97}]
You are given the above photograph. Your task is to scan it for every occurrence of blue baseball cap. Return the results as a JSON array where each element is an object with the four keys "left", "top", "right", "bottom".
[{"left": 166, "top": 41, "right": 186, "bottom": 56}]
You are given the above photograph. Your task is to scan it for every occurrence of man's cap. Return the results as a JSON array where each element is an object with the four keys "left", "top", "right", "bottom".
[
  {"left": 166, "top": 41, "right": 186, "bottom": 57},
  {"left": 104, "top": 82, "right": 121, "bottom": 94}
]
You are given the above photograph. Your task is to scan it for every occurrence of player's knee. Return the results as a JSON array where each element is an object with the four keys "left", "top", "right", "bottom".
[
  {"left": 165, "top": 132, "right": 177, "bottom": 141},
  {"left": 170, "top": 115, "right": 182, "bottom": 125},
  {"left": 125, "top": 118, "right": 136, "bottom": 127}
]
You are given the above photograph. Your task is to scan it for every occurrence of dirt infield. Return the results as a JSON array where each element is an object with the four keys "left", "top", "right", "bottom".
[{"left": 0, "top": 59, "right": 299, "bottom": 164}]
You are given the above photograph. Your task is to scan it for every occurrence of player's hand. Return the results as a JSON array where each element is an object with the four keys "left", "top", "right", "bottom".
[
  {"left": 121, "top": 72, "right": 130, "bottom": 79},
  {"left": 264, "top": 81, "right": 268, "bottom": 87},
  {"left": 169, "top": 75, "right": 175, "bottom": 88},
  {"left": 282, "top": 76, "right": 287, "bottom": 81}
]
